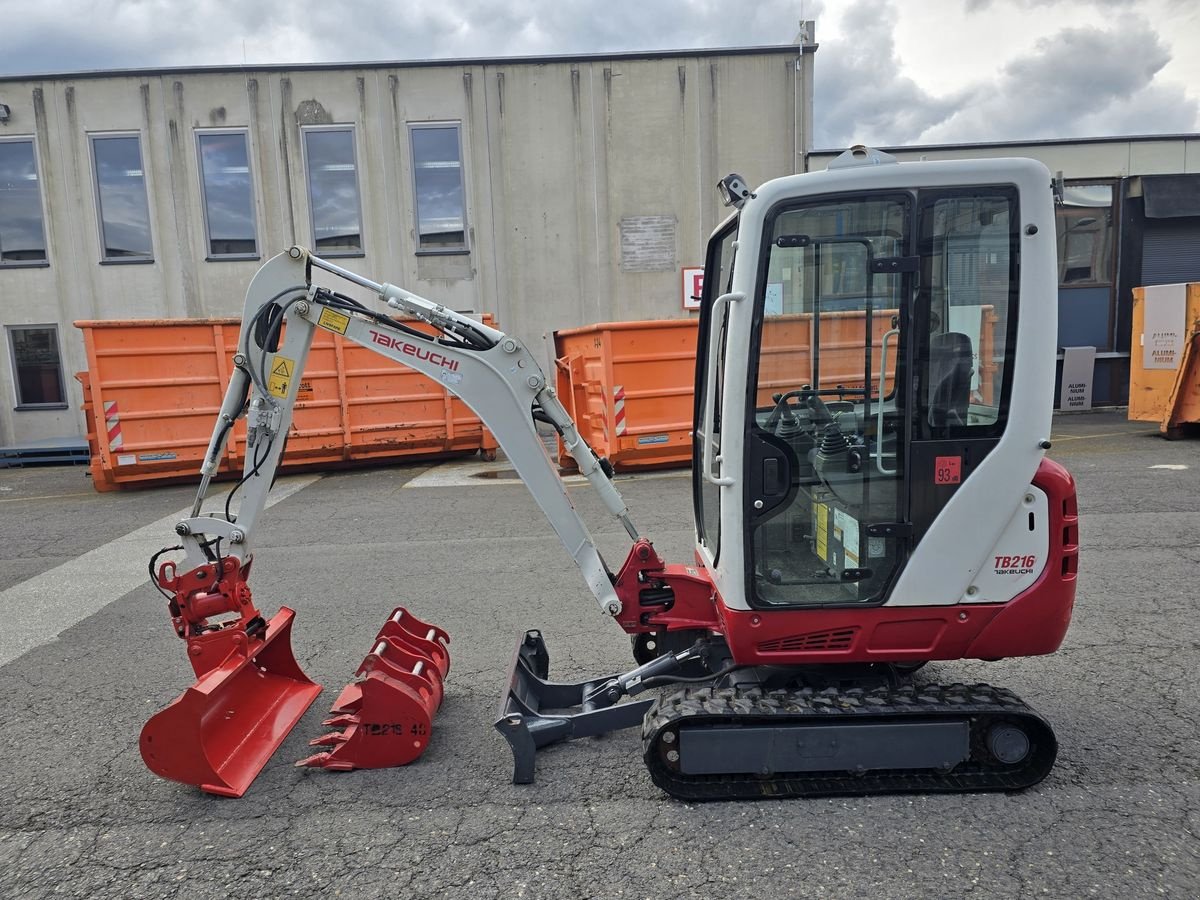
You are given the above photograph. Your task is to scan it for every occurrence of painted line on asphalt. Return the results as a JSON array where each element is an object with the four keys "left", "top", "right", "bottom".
[
  {"left": 403, "top": 458, "right": 690, "bottom": 489},
  {"left": 0, "top": 491, "right": 96, "bottom": 504},
  {"left": 0, "top": 474, "right": 321, "bottom": 669},
  {"left": 1050, "top": 429, "right": 1157, "bottom": 442},
  {"left": 404, "top": 459, "right": 588, "bottom": 488}
]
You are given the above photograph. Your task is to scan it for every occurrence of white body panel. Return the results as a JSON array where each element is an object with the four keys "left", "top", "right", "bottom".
[
  {"left": 702, "top": 157, "right": 1058, "bottom": 612},
  {"left": 964, "top": 485, "right": 1049, "bottom": 604}
]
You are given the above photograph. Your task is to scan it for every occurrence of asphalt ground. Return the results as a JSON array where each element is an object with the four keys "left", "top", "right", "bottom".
[{"left": 0, "top": 409, "right": 1196, "bottom": 899}]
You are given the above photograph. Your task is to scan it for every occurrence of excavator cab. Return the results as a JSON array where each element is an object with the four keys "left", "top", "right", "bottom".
[
  {"left": 497, "top": 152, "right": 1076, "bottom": 797},
  {"left": 694, "top": 150, "right": 1069, "bottom": 622}
]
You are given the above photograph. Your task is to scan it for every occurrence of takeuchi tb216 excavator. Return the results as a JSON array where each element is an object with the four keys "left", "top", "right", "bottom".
[{"left": 142, "top": 148, "right": 1078, "bottom": 800}]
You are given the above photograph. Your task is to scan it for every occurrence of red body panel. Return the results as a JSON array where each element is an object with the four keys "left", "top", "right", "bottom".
[{"left": 614, "top": 458, "right": 1079, "bottom": 667}]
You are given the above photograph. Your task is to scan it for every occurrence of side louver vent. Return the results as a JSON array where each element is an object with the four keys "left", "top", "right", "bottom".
[{"left": 757, "top": 628, "right": 858, "bottom": 653}]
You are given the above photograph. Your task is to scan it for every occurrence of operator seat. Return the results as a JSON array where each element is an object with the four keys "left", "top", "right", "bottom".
[{"left": 927, "top": 331, "right": 973, "bottom": 429}]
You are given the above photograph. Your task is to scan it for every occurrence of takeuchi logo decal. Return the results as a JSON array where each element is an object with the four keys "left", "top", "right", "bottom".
[
  {"left": 369, "top": 330, "right": 460, "bottom": 371},
  {"left": 994, "top": 554, "right": 1037, "bottom": 576}
]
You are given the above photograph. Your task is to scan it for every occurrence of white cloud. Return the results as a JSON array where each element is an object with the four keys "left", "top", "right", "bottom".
[
  {"left": 0, "top": 0, "right": 812, "bottom": 73},
  {"left": 918, "top": 17, "right": 1199, "bottom": 142},
  {"left": 813, "top": 2, "right": 1200, "bottom": 146},
  {"left": 1, "top": 0, "right": 1196, "bottom": 146}
]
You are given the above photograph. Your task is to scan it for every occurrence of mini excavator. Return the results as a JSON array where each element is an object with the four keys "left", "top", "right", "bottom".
[{"left": 143, "top": 148, "right": 1078, "bottom": 799}]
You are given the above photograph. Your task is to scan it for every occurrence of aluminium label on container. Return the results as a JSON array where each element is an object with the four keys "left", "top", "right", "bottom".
[{"left": 1142, "top": 283, "right": 1187, "bottom": 370}]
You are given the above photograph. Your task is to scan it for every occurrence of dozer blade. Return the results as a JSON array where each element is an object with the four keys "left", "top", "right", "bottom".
[
  {"left": 494, "top": 630, "right": 653, "bottom": 785},
  {"left": 139, "top": 607, "right": 322, "bottom": 798}
]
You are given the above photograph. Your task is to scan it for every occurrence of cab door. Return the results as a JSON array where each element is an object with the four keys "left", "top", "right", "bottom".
[
  {"left": 740, "top": 185, "right": 1022, "bottom": 608},
  {"left": 743, "top": 192, "right": 914, "bottom": 607}
]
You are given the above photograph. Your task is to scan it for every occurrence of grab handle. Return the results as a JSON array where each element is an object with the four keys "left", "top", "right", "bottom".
[
  {"left": 875, "top": 327, "right": 899, "bottom": 476},
  {"left": 701, "top": 292, "right": 745, "bottom": 487}
]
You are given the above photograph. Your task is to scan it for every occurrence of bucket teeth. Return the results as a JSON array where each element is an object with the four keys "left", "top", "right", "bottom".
[
  {"left": 299, "top": 606, "right": 449, "bottom": 772},
  {"left": 310, "top": 729, "right": 350, "bottom": 746},
  {"left": 295, "top": 751, "right": 355, "bottom": 771}
]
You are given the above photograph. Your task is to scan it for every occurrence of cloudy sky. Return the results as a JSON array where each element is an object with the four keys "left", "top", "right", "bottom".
[{"left": 1, "top": 0, "right": 1197, "bottom": 148}]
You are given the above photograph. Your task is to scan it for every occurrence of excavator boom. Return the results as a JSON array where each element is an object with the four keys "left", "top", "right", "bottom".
[{"left": 143, "top": 246, "right": 645, "bottom": 795}]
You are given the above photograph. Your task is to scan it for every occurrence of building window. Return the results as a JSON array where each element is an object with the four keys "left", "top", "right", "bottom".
[
  {"left": 8, "top": 325, "right": 66, "bottom": 409},
  {"left": 409, "top": 123, "right": 467, "bottom": 252},
  {"left": 90, "top": 133, "right": 153, "bottom": 262},
  {"left": 1056, "top": 183, "right": 1114, "bottom": 286},
  {"left": 197, "top": 130, "right": 258, "bottom": 259},
  {"left": 302, "top": 126, "right": 363, "bottom": 256},
  {"left": 0, "top": 138, "right": 48, "bottom": 266}
]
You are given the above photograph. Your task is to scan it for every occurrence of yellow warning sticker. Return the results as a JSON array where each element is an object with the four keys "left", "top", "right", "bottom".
[
  {"left": 318, "top": 307, "right": 350, "bottom": 335},
  {"left": 814, "top": 501, "right": 829, "bottom": 562},
  {"left": 267, "top": 355, "right": 295, "bottom": 398}
]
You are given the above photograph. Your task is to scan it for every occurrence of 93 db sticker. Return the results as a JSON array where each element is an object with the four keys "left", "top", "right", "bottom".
[{"left": 934, "top": 455, "right": 962, "bottom": 485}]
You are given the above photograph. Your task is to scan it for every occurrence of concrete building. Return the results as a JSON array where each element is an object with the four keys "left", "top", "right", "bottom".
[
  {"left": 809, "top": 135, "right": 1200, "bottom": 407},
  {"left": 0, "top": 36, "right": 817, "bottom": 447}
]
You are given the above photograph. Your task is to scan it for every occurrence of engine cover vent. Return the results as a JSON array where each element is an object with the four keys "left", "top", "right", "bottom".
[{"left": 757, "top": 627, "right": 859, "bottom": 653}]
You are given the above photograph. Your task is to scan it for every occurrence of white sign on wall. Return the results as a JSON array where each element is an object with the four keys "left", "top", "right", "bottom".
[
  {"left": 1142, "top": 283, "right": 1187, "bottom": 370},
  {"left": 682, "top": 267, "right": 704, "bottom": 311},
  {"left": 1060, "top": 346, "right": 1096, "bottom": 411},
  {"left": 764, "top": 282, "right": 784, "bottom": 316}
]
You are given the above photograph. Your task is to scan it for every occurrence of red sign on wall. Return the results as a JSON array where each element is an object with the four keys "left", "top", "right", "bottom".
[{"left": 682, "top": 267, "right": 704, "bottom": 311}]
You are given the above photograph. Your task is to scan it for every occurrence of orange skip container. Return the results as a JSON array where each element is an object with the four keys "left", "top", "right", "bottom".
[{"left": 76, "top": 316, "right": 498, "bottom": 490}]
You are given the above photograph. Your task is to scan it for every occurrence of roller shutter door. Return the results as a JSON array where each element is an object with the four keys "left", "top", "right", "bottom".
[{"left": 1142, "top": 217, "right": 1200, "bottom": 285}]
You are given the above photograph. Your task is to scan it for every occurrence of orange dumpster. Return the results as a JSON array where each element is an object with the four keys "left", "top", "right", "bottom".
[
  {"left": 1129, "top": 283, "right": 1200, "bottom": 438},
  {"left": 554, "top": 319, "right": 698, "bottom": 472},
  {"left": 75, "top": 316, "right": 499, "bottom": 491},
  {"left": 755, "top": 309, "right": 902, "bottom": 405},
  {"left": 554, "top": 309, "right": 997, "bottom": 472}
]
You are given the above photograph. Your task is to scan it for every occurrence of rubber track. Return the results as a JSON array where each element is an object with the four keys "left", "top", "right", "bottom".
[{"left": 642, "top": 682, "right": 1057, "bottom": 801}]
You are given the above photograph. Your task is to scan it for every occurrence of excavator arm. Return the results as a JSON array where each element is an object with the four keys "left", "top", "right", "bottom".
[
  {"left": 176, "top": 247, "right": 638, "bottom": 618},
  {"left": 141, "top": 248, "right": 650, "bottom": 797}
]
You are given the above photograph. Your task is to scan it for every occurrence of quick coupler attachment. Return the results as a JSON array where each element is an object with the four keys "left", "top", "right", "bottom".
[
  {"left": 495, "top": 630, "right": 691, "bottom": 784},
  {"left": 297, "top": 607, "right": 450, "bottom": 772}
]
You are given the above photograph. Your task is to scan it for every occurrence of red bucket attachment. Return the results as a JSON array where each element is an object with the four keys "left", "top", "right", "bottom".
[
  {"left": 298, "top": 607, "right": 449, "bottom": 772},
  {"left": 140, "top": 606, "right": 322, "bottom": 797}
]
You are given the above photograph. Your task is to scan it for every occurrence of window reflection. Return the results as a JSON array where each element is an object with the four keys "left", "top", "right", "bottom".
[
  {"left": 91, "top": 134, "right": 153, "bottom": 260},
  {"left": 198, "top": 131, "right": 257, "bottom": 257},
  {"left": 923, "top": 194, "right": 1015, "bottom": 429},
  {"left": 303, "top": 128, "right": 363, "bottom": 255},
  {"left": 8, "top": 326, "right": 66, "bottom": 407},
  {"left": 1055, "top": 183, "right": 1113, "bottom": 286},
  {"left": 0, "top": 139, "right": 48, "bottom": 264},
  {"left": 410, "top": 125, "right": 466, "bottom": 250}
]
